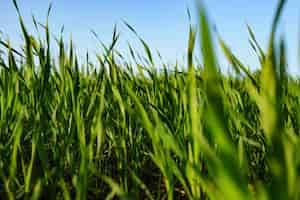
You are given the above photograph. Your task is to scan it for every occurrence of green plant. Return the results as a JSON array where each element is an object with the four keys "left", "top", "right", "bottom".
[{"left": 0, "top": 0, "right": 299, "bottom": 199}]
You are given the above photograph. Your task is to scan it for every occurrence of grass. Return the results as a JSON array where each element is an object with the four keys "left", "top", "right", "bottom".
[{"left": 1, "top": 0, "right": 300, "bottom": 199}]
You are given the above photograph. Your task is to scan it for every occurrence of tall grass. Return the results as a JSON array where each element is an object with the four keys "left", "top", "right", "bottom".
[{"left": 0, "top": 0, "right": 300, "bottom": 199}]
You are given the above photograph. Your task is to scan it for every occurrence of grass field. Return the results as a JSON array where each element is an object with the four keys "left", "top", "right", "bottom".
[{"left": 1, "top": 0, "right": 300, "bottom": 199}]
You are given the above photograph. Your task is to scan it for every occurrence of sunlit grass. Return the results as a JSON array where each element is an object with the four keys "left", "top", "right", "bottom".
[{"left": 0, "top": 0, "right": 300, "bottom": 199}]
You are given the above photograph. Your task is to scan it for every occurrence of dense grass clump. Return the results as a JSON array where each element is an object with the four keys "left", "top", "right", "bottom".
[{"left": 1, "top": 0, "right": 300, "bottom": 199}]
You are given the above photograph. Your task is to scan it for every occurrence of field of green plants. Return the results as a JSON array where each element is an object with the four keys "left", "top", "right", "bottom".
[{"left": 1, "top": 0, "right": 300, "bottom": 199}]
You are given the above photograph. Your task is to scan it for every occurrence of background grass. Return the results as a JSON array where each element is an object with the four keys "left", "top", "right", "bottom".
[{"left": 0, "top": 0, "right": 300, "bottom": 199}]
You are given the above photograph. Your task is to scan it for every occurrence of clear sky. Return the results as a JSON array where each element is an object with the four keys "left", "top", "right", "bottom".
[{"left": 0, "top": 0, "right": 299, "bottom": 74}]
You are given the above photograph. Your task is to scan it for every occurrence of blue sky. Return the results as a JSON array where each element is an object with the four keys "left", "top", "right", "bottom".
[{"left": 0, "top": 0, "right": 299, "bottom": 73}]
